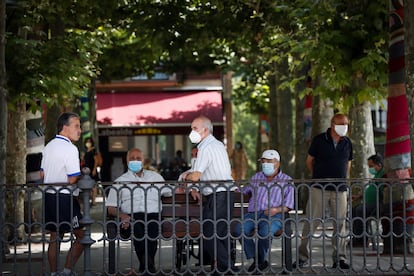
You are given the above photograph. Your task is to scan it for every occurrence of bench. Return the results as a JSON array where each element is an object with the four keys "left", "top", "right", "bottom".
[
  {"left": 107, "top": 190, "right": 292, "bottom": 273},
  {"left": 160, "top": 192, "right": 204, "bottom": 269}
]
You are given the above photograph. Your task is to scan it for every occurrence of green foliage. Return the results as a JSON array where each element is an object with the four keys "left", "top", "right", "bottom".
[
  {"left": 232, "top": 75, "right": 270, "bottom": 114},
  {"left": 5, "top": 0, "right": 390, "bottom": 114},
  {"left": 6, "top": 31, "right": 105, "bottom": 110},
  {"left": 6, "top": 0, "right": 117, "bottom": 110},
  {"left": 225, "top": 0, "right": 389, "bottom": 113},
  {"left": 288, "top": 0, "right": 389, "bottom": 108},
  {"left": 97, "top": 0, "right": 245, "bottom": 80}
]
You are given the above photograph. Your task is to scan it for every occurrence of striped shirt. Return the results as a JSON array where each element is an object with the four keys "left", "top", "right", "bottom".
[
  {"left": 193, "top": 134, "right": 233, "bottom": 195},
  {"left": 243, "top": 169, "right": 294, "bottom": 212}
]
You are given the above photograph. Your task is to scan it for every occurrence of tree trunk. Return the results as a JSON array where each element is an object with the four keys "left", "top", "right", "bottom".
[
  {"left": 269, "top": 66, "right": 278, "bottom": 148},
  {"left": 295, "top": 95, "right": 307, "bottom": 212},
  {"left": 0, "top": 0, "right": 8, "bottom": 258},
  {"left": 383, "top": 0, "right": 414, "bottom": 254},
  {"left": 5, "top": 101, "right": 26, "bottom": 241},
  {"left": 311, "top": 77, "right": 333, "bottom": 138},
  {"left": 223, "top": 72, "right": 233, "bottom": 153},
  {"left": 277, "top": 61, "right": 294, "bottom": 177},
  {"left": 295, "top": 95, "right": 306, "bottom": 179},
  {"left": 292, "top": 67, "right": 312, "bottom": 210},
  {"left": 311, "top": 95, "right": 333, "bottom": 137},
  {"left": 256, "top": 114, "right": 264, "bottom": 172},
  {"left": 294, "top": 70, "right": 312, "bottom": 180},
  {"left": 269, "top": 59, "right": 294, "bottom": 176},
  {"left": 348, "top": 102, "right": 376, "bottom": 179}
]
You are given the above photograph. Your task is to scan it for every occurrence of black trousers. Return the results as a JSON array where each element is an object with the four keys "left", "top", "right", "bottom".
[
  {"left": 202, "top": 191, "right": 234, "bottom": 272},
  {"left": 120, "top": 212, "right": 159, "bottom": 272}
]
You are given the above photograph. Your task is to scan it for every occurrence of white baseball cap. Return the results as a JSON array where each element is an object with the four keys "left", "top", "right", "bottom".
[{"left": 260, "top": 149, "right": 280, "bottom": 161}]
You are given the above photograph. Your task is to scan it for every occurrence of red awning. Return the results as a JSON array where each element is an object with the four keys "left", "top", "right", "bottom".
[{"left": 97, "top": 91, "right": 223, "bottom": 128}]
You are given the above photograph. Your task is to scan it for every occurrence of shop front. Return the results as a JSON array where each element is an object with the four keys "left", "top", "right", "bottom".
[{"left": 96, "top": 83, "right": 224, "bottom": 181}]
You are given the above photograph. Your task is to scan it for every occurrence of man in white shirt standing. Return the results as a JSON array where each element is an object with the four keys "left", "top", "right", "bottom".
[
  {"left": 182, "top": 116, "right": 235, "bottom": 275},
  {"left": 40, "top": 112, "right": 84, "bottom": 276},
  {"left": 106, "top": 148, "right": 172, "bottom": 275}
]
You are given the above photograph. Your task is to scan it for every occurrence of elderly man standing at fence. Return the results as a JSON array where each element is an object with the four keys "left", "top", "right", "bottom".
[
  {"left": 294, "top": 113, "right": 353, "bottom": 270},
  {"left": 234, "top": 149, "right": 294, "bottom": 273},
  {"left": 106, "top": 148, "right": 172, "bottom": 275},
  {"left": 181, "top": 115, "right": 235, "bottom": 275},
  {"left": 40, "top": 112, "right": 85, "bottom": 276}
]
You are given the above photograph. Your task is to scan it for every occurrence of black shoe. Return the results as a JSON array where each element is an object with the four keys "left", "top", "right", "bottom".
[
  {"left": 258, "top": 261, "right": 269, "bottom": 271},
  {"left": 248, "top": 262, "right": 257, "bottom": 272},
  {"left": 332, "top": 260, "right": 350, "bottom": 269},
  {"left": 292, "top": 259, "right": 307, "bottom": 268}
]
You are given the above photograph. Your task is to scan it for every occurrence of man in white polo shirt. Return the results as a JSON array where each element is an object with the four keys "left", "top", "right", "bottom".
[{"left": 40, "top": 112, "right": 84, "bottom": 276}]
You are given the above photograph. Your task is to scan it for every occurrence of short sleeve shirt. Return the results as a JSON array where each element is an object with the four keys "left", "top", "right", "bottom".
[
  {"left": 41, "top": 135, "right": 81, "bottom": 195},
  {"left": 105, "top": 170, "right": 172, "bottom": 214},
  {"left": 308, "top": 128, "right": 353, "bottom": 191},
  {"left": 193, "top": 134, "right": 233, "bottom": 195},
  {"left": 243, "top": 170, "right": 294, "bottom": 212}
]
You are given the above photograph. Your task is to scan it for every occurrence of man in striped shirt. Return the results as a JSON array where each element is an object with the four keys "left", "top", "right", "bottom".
[
  {"left": 234, "top": 149, "right": 294, "bottom": 273},
  {"left": 182, "top": 115, "right": 235, "bottom": 275}
]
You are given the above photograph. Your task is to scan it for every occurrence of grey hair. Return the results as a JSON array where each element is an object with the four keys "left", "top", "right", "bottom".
[{"left": 199, "top": 116, "right": 213, "bottom": 133}]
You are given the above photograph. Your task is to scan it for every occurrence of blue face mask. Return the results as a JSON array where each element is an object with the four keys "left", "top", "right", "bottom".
[
  {"left": 262, "top": 163, "right": 275, "bottom": 176},
  {"left": 128, "top": 160, "right": 142, "bottom": 173},
  {"left": 368, "top": 167, "right": 377, "bottom": 175}
]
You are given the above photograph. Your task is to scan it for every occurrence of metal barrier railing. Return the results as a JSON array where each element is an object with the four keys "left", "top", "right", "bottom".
[{"left": 1, "top": 177, "right": 414, "bottom": 275}]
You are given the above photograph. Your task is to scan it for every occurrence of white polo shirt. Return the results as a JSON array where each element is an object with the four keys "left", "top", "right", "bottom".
[
  {"left": 106, "top": 170, "right": 172, "bottom": 214},
  {"left": 41, "top": 135, "right": 81, "bottom": 195}
]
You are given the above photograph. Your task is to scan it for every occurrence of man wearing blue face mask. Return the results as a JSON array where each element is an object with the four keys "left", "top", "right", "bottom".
[
  {"left": 106, "top": 148, "right": 172, "bottom": 275},
  {"left": 294, "top": 113, "right": 353, "bottom": 270},
  {"left": 233, "top": 149, "right": 294, "bottom": 273}
]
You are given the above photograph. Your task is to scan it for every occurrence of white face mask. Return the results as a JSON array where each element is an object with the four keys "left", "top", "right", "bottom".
[
  {"left": 189, "top": 130, "right": 202, "bottom": 144},
  {"left": 334, "top": 124, "right": 348, "bottom": 137}
]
